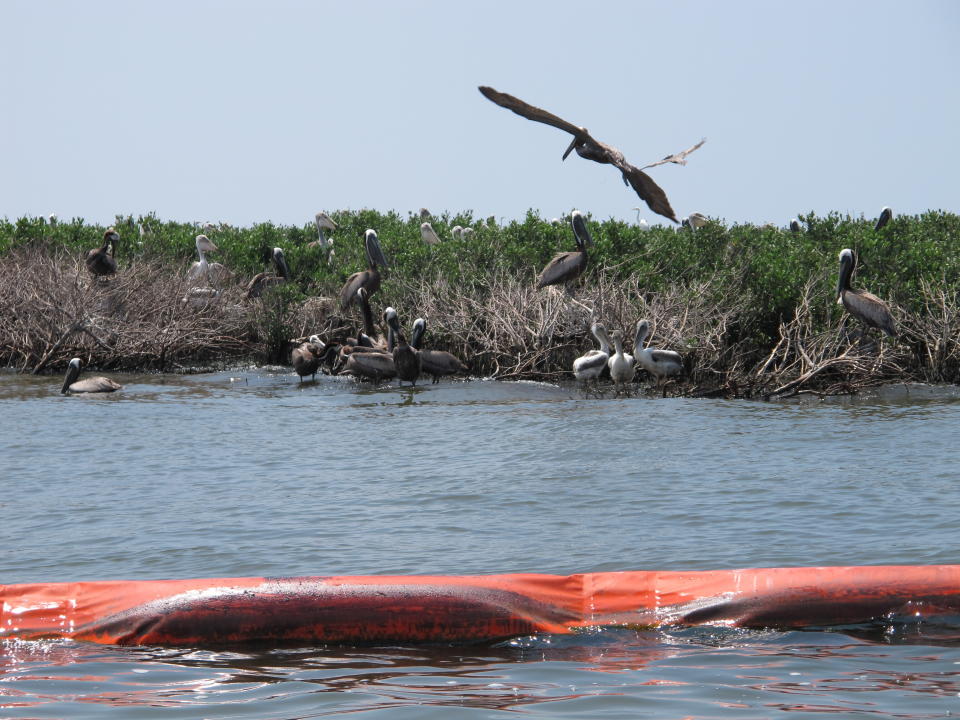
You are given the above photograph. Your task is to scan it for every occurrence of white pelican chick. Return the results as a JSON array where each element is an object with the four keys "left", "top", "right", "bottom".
[{"left": 572, "top": 322, "right": 611, "bottom": 383}]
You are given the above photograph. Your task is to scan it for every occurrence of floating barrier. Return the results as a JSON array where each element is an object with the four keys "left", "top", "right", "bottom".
[{"left": 2, "top": 565, "right": 959, "bottom": 647}]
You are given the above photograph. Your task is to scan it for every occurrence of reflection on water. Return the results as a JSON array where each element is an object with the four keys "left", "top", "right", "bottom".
[
  {"left": 3, "top": 369, "right": 960, "bottom": 717},
  {"left": 2, "top": 627, "right": 959, "bottom": 719}
]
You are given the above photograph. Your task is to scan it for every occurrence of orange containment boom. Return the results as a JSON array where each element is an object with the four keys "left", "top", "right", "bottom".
[{"left": 2, "top": 565, "right": 960, "bottom": 647}]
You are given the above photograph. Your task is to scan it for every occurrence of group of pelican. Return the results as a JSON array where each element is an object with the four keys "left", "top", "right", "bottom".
[{"left": 574, "top": 320, "right": 684, "bottom": 396}]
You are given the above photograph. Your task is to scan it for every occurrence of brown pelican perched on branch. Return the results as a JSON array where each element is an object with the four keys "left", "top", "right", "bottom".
[
  {"left": 339, "top": 229, "right": 389, "bottom": 309},
  {"left": 410, "top": 318, "right": 469, "bottom": 383},
  {"left": 385, "top": 307, "right": 421, "bottom": 386},
  {"left": 421, "top": 222, "right": 442, "bottom": 245},
  {"left": 86, "top": 229, "right": 119, "bottom": 279},
  {"left": 537, "top": 210, "right": 593, "bottom": 289},
  {"left": 633, "top": 320, "right": 683, "bottom": 394},
  {"left": 247, "top": 247, "right": 290, "bottom": 298},
  {"left": 573, "top": 322, "right": 611, "bottom": 383},
  {"left": 836, "top": 248, "right": 896, "bottom": 337},
  {"left": 478, "top": 86, "right": 703, "bottom": 223},
  {"left": 60, "top": 358, "right": 122, "bottom": 394},
  {"left": 641, "top": 137, "right": 707, "bottom": 170},
  {"left": 291, "top": 335, "right": 324, "bottom": 382},
  {"left": 874, "top": 206, "right": 893, "bottom": 231}
]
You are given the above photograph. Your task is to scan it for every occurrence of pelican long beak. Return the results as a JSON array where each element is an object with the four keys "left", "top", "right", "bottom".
[
  {"left": 61, "top": 360, "right": 80, "bottom": 394},
  {"left": 562, "top": 136, "right": 580, "bottom": 161}
]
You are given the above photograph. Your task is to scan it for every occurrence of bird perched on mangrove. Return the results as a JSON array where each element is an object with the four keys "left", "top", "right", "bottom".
[
  {"left": 60, "top": 358, "right": 122, "bottom": 394},
  {"left": 385, "top": 307, "right": 421, "bottom": 386},
  {"left": 632, "top": 207, "right": 650, "bottom": 230},
  {"left": 85, "top": 228, "right": 119, "bottom": 279},
  {"left": 188, "top": 234, "right": 232, "bottom": 286},
  {"left": 410, "top": 317, "right": 469, "bottom": 383},
  {"left": 537, "top": 209, "right": 593, "bottom": 290},
  {"left": 419, "top": 208, "right": 432, "bottom": 221},
  {"left": 874, "top": 206, "right": 893, "bottom": 232},
  {"left": 478, "top": 85, "right": 704, "bottom": 223},
  {"left": 339, "top": 229, "right": 389, "bottom": 309},
  {"left": 291, "top": 335, "right": 325, "bottom": 382},
  {"left": 461, "top": 227, "right": 475, "bottom": 241},
  {"left": 682, "top": 212, "right": 708, "bottom": 230},
  {"left": 633, "top": 320, "right": 683, "bottom": 394},
  {"left": 836, "top": 248, "right": 896, "bottom": 337},
  {"left": 309, "top": 212, "right": 338, "bottom": 251},
  {"left": 640, "top": 137, "right": 707, "bottom": 170},
  {"left": 421, "top": 222, "right": 442, "bottom": 245},
  {"left": 573, "top": 322, "right": 612, "bottom": 384},
  {"left": 789, "top": 218, "right": 802, "bottom": 233},
  {"left": 246, "top": 247, "right": 290, "bottom": 299}
]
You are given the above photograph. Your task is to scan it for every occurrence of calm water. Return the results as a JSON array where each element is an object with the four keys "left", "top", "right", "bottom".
[{"left": 2, "top": 369, "right": 960, "bottom": 718}]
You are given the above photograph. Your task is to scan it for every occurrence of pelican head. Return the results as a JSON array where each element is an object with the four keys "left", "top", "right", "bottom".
[
  {"left": 61, "top": 358, "right": 82, "bottom": 394},
  {"left": 272, "top": 247, "right": 290, "bottom": 278},
  {"left": 570, "top": 210, "right": 594, "bottom": 248},
  {"left": 875, "top": 206, "right": 893, "bottom": 231},
  {"left": 365, "top": 229, "right": 388, "bottom": 268},
  {"left": 383, "top": 306, "right": 399, "bottom": 333},
  {"left": 105, "top": 228, "right": 120, "bottom": 244},
  {"left": 837, "top": 248, "right": 855, "bottom": 303},
  {"left": 196, "top": 234, "right": 217, "bottom": 253},
  {"left": 562, "top": 129, "right": 587, "bottom": 160},
  {"left": 315, "top": 212, "right": 337, "bottom": 232},
  {"left": 635, "top": 319, "right": 651, "bottom": 344},
  {"left": 411, "top": 317, "right": 426, "bottom": 348}
]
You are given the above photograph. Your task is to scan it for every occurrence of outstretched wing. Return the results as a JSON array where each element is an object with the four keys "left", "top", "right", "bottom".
[
  {"left": 641, "top": 137, "right": 707, "bottom": 170},
  {"left": 618, "top": 162, "right": 679, "bottom": 224},
  {"left": 478, "top": 86, "right": 590, "bottom": 141}
]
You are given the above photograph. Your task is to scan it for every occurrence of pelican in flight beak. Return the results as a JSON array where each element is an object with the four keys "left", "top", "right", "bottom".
[
  {"left": 836, "top": 249, "right": 896, "bottom": 337},
  {"left": 61, "top": 358, "right": 122, "bottom": 394},
  {"left": 536, "top": 210, "right": 593, "bottom": 289},
  {"left": 479, "top": 86, "right": 705, "bottom": 223}
]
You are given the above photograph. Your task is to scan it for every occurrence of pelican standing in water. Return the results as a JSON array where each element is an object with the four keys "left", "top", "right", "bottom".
[
  {"left": 339, "top": 229, "right": 389, "bottom": 308},
  {"left": 874, "top": 206, "right": 893, "bottom": 231},
  {"left": 836, "top": 248, "right": 896, "bottom": 337},
  {"left": 246, "top": 247, "right": 290, "bottom": 299},
  {"left": 572, "top": 322, "right": 611, "bottom": 384},
  {"left": 309, "top": 212, "right": 338, "bottom": 253},
  {"left": 410, "top": 317, "right": 469, "bottom": 383},
  {"left": 633, "top": 320, "right": 683, "bottom": 395},
  {"left": 188, "top": 234, "right": 231, "bottom": 286},
  {"left": 537, "top": 209, "right": 593, "bottom": 290},
  {"left": 385, "top": 307, "right": 421, "bottom": 386},
  {"left": 61, "top": 358, "right": 122, "bottom": 394},
  {"left": 478, "top": 86, "right": 705, "bottom": 223},
  {"left": 86, "top": 228, "right": 119, "bottom": 279},
  {"left": 421, "top": 222, "right": 442, "bottom": 245},
  {"left": 291, "top": 335, "right": 324, "bottom": 382},
  {"left": 607, "top": 332, "right": 636, "bottom": 394}
]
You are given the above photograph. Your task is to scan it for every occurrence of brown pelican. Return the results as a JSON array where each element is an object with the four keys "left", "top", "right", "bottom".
[
  {"left": 682, "top": 212, "right": 708, "bottom": 229},
  {"left": 385, "top": 307, "right": 421, "bottom": 386},
  {"left": 419, "top": 208, "right": 432, "bottom": 221},
  {"left": 836, "top": 248, "right": 896, "bottom": 337},
  {"left": 188, "top": 234, "right": 232, "bottom": 286},
  {"left": 421, "top": 222, "right": 442, "bottom": 245},
  {"left": 874, "top": 206, "right": 893, "bottom": 231},
  {"left": 633, "top": 320, "right": 683, "bottom": 393},
  {"left": 641, "top": 137, "right": 707, "bottom": 170},
  {"left": 356, "top": 286, "right": 387, "bottom": 349},
  {"left": 789, "top": 218, "right": 802, "bottom": 233},
  {"left": 607, "top": 333, "right": 636, "bottom": 392},
  {"left": 339, "top": 347, "right": 396, "bottom": 382},
  {"left": 573, "top": 322, "right": 611, "bottom": 383},
  {"left": 410, "top": 318, "right": 469, "bottom": 383},
  {"left": 85, "top": 229, "right": 119, "bottom": 278},
  {"left": 60, "top": 358, "right": 122, "bottom": 394},
  {"left": 246, "top": 247, "right": 290, "bottom": 299},
  {"left": 537, "top": 209, "right": 593, "bottom": 289},
  {"left": 291, "top": 334, "right": 324, "bottom": 382},
  {"left": 339, "top": 229, "right": 389, "bottom": 309},
  {"left": 478, "top": 85, "right": 702, "bottom": 223},
  {"left": 308, "top": 212, "right": 338, "bottom": 250}
]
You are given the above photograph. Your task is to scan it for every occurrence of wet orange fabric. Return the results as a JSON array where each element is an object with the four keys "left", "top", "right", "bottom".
[{"left": 2, "top": 566, "right": 958, "bottom": 646}]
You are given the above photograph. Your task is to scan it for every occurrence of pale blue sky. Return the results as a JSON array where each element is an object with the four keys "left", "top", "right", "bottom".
[{"left": 2, "top": 0, "right": 958, "bottom": 227}]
